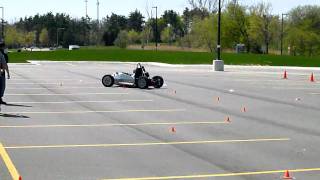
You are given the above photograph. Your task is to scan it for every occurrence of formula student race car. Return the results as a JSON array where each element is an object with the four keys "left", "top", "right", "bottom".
[{"left": 102, "top": 63, "right": 164, "bottom": 89}]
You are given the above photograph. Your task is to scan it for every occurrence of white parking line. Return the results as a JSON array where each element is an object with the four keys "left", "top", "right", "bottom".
[
  {"left": 8, "top": 82, "right": 98, "bottom": 85},
  {"left": 9, "top": 99, "right": 153, "bottom": 104},
  {"left": 6, "top": 92, "right": 128, "bottom": 96},
  {"left": 0, "top": 121, "right": 227, "bottom": 128},
  {"left": 9, "top": 79, "right": 81, "bottom": 81},
  {"left": 3, "top": 109, "right": 186, "bottom": 114},
  {"left": 232, "top": 79, "right": 319, "bottom": 84},
  {"left": 7, "top": 87, "right": 104, "bottom": 90}
]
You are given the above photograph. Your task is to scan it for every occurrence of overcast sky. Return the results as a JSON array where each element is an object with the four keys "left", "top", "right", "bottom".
[{"left": 1, "top": 0, "right": 319, "bottom": 22}]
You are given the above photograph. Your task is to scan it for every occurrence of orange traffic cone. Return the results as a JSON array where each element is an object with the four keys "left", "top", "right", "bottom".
[
  {"left": 310, "top": 73, "right": 315, "bottom": 82},
  {"left": 283, "top": 170, "right": 293, "bottom": 179},
  {"left": 225, "top": 117, "right": 231, "bottom": 123},
  {"left": 283, "top": 70, "right": 288, "bottom": 79}
]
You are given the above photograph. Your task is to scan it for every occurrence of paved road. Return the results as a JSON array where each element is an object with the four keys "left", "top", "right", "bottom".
[{"left": 1, "top": 62, "right": 320, "bottom": 180}]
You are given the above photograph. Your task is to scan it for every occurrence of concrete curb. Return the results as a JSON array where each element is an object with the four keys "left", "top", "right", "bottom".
[{"left": 16, "top": 60, "right": 320, "bottom": 71}]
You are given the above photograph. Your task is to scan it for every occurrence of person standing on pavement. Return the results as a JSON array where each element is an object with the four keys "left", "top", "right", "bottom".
[{"left": 0, "top": 41, "right": 10, "bottom": 105}]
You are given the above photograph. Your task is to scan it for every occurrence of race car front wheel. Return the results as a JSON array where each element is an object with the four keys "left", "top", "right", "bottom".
[
  {"left": 102, "top": 75, "right": 114, "bottom": 87},
  {"left": 152, "top": 76, "right": 164, "bottom": 88},
  {"left": 137, "top": 77, "right": 148, "bottom": 89}
]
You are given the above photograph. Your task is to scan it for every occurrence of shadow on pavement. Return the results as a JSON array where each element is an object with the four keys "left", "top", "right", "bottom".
[
  {"left": 3, "top": 103, "right": 33, "bottom": 108},
  {"left": 0, "top": 113, "right": 30, "bottom": 118}
]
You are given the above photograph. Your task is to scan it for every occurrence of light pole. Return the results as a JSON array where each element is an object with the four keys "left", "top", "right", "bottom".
[
  {"left": 56, "top": 28, "right": 65, "bottom": 47},
  {"left": 0, "top": 7, "right": 4, "bottom": 39},
  {"left": 85, "top": 0, "right": 88, "bottom": 17},
  {"left": 281, "top": 13, "right": 288, "bottom": 55},
  {"left": 152, "top": 6, "right": 158, "bottom": 50},
  {"left": 97, "top": 0, "right": 100, "bottom": 23},
  {"left": 217, "top": 0, "right": 222, "bottom": 60},
  {"left": 213, "top": 0, "right": 224, "bottom": 71}
]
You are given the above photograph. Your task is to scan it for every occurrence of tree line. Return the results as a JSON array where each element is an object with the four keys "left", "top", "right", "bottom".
[{"left": 3, "top": 1, "right": 320, "bottom": 56}]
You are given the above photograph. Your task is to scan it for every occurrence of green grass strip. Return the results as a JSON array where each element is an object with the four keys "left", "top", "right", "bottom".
[{"left": 9, "top": 48, "right": 320, "bottom": 67}]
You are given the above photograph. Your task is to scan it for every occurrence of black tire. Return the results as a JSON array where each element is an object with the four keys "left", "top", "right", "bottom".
[
  {"left": 102, "top": 75, "right": 114, "bottom": 87},
  {"left": 137, "top": 76, "right": 148, "bottom": 89},
  {"left": 152, "top": 76, "right": 164, "bottom": 88}
]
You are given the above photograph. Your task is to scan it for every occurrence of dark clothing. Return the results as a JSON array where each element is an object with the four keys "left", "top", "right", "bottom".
[
  {"left": 0, "top": 52, "right": 6, "bottom": 98},
  {"left": 0, "top": 74, "right": 5, "bottom": 98},
  {"left": 3, "top": 53, "right": 8, "bottom": 63},
  {"left": 0, "top": 49, "right": 8, "bottom": 63},
  {"left": 0, "top": 50, "right": 7, "bottom": 77}
]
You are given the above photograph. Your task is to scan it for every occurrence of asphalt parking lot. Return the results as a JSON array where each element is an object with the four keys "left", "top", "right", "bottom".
[{"left": 1, "top": 61, "right": 320, "bottom": 180}]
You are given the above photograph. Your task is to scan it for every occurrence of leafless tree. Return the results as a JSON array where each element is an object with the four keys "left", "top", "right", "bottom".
[
  {"left": 188, "top": 0, "right": 228, "bottom": 13},
  {"left": 142, "top": 0, "right": 153, "bottom": 47}
]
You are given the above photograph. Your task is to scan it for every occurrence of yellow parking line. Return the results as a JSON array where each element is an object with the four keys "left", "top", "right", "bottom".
[
  {"left": 3, "top": 109, "right": 186, "bottom": 115},
  {"left": 101, "top": 167, "right": 320, "bottom": 180},
  {"left": 0, "top": 143, "right": 21, "bottom": 180},
  {"left": 4, "top": 138, "right": 290, "bottom": 150},
  {"left": 0, "top": 121, "right": 227, "bottom": 129}
]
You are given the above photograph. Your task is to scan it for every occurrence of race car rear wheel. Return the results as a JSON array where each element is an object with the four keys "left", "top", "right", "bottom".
[
  {"left": 152, "top": 76, "right": 164, "bottom": 88},
  {"left": 102, "top": 75, "right": 114, "bottom": 87},
  {"left": 137, "top": 77, "right": 148, "bottom": 89}
]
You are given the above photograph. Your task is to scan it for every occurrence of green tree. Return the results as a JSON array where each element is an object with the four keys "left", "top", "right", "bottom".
[
  {"left": 5, "top": 26, "right": 21, "bottom": 48},
  {"left": 24, "top": 31, "right": 36, "bottom": 46},
  {"left": 102, "top": 13, "right": 128, "bottom": 45},
  {"left": 39, "top": 28, "right": 49, "bottom": 46},
  {"left": 128, "top": 10, "right": 144, "bottom": 32},
  {"left": 247, "top": 2, "right": 272, "bottom": 53},
  {"left": 161, "top": 26, "right": 173, "bottom": 44},
  {"left": 114, "top": 30, "right": 129, "bottom": 48},
  {"left": 286, "top": 5, "right": 320, "bottom": 56},
  {"left": 162, "top": 10, "right": 183, "bottom": 37},
  {"left": 191, "top": 15, "right": 216, "bottom": 52},
  {"left": 141, "top": 25, "right": 153, "bottom": 47},
  {"left": 286, "top": 27, "right": 320, "bottom": 56},
  {"left": 127, "top": 30, "right": 141, "bottom": 44},
  {"left": 222, "top": 2, "right": 249, "bottom": 50},
  {"left": 182, "top": 8, "right": 192, "bottom": 35}
]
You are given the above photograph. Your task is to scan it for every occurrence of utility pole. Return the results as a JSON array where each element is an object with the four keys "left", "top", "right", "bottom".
[
  {"left": 213, "top": 0, "right": 224, "bottom": 71},
  {"left": 96, "top": 0, "right": 100, "bottom": 46},
  {"left": 152, "top": 6, "right": 158, "bottom": 51},
  {"left": 281, "top": 13, "right": 288, "bottom": 55},
  {"left": 97, "top": 0, "right": 100, "bottom": 22},
  {"left": 85, "top": 0, "right": 88, "bottom": 17},
  {"left": 217, "top": 0, "right": 221, "bottom": 60},
  {"left": 84, "top": 0, "right": 89, "bottom": 45}
]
